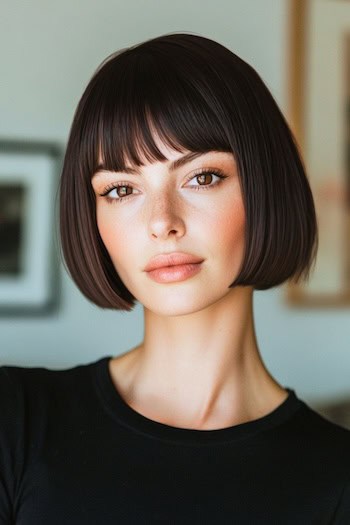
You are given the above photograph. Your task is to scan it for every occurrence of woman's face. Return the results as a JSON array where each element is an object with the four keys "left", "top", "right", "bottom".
[{"left": 91, "top": 140, "right": 246, "bottom": 316}]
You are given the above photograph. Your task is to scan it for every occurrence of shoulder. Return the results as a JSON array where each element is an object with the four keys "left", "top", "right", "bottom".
[
  {"left": 0, "top": 359, "right": 101, "bottom": 459},
  {"left": 0, "top": 359, "right": 98, "bottom": 417},
  {"left": 287, "top": 400, "right": 350, "bottom": 480},
  {"left": 0, "top": 360, "right": 80, "bottom": 390},
  {"left": 296, "top": 401, "right": 350, "bottom": 444}
]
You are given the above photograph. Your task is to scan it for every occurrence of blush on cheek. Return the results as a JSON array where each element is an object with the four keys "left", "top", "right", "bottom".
[
  {"left": 217, "top": 198, "right": 245, "bottom": 238},
  {"left": 96, "top": 212, "right": 133, "bottom": 280},
  {"left": 219, "top": 204, "right": 246, "bottom": 265}
]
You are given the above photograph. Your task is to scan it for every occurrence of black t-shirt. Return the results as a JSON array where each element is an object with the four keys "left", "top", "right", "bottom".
[{"left": 0, "top": 356, "right": 349, "bottom": 524}]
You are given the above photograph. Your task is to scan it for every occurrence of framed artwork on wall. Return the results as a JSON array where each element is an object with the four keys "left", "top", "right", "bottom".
[
  {"left": 286, "top": 0, "right": 350, "bottom": 307},
  {"left": 0, "top": 140, "right": 62, "bottom": 315}
]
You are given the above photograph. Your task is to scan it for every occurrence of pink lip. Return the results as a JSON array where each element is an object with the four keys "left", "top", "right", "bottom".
[
  {"left": 146, "top": 262, "right": 203, "bottom": 283},
  {"left": 144, "top": 252, "right": 204, "bottom": 272}
]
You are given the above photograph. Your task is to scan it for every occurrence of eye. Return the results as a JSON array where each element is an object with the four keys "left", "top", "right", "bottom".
[
  {"left": 185, "top": 169, "right": 227, "bottom": 190},
  {"left": 99, "top": 168, "right": 228, "bottom": 204},
  {"left": 99, "top": 182, "right": 135, "bottom": 203}
]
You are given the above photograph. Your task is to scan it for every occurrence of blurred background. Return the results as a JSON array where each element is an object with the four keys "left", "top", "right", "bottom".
[{"left": 0, "top": 0, "right": 349, "bottom": 426}]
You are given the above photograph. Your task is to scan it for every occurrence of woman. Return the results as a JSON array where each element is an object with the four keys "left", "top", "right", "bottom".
[{"left": 1, "top": 32, "right": 349, "bottom": 524}]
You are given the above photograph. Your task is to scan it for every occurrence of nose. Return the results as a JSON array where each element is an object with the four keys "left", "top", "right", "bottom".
[{"left": 147, "top": 194, "right": 186, "bottom": 240}]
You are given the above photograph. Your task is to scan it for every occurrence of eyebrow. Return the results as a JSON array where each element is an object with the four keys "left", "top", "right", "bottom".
[{"left": 92, "top": 151, "right": 210, "bottom": 178}]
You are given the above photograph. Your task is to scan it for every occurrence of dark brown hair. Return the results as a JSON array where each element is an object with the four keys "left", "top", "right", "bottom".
[{"left": 59, "top": 32, "right": 318, "bottom": 311}]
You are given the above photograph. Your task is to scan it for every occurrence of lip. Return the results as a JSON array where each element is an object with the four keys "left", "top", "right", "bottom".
[
  {"left": 146, "top": 262, "right": 203, "bottom": 284},
  {"left": 144, "top": 252, "right": 204, "bottom": 272}
]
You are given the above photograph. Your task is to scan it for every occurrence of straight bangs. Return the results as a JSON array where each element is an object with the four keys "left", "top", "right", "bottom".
[{"left": 79, "top": 44, "right": 239, "bottom": 179}]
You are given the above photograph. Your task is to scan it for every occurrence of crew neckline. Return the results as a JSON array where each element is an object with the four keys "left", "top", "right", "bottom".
[{"left": 93, "top": 355, "right": 304, "bottom": 445}]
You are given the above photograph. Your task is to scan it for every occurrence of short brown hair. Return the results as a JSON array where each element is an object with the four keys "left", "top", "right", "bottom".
[{"left": 59, "top": 32, "right": 318, "bottom": 311}]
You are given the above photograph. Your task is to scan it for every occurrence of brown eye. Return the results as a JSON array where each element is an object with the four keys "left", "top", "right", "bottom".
[
  {"left": 196, "top": 173, "right": 213, "bottom": 185},
  {"left": 99, "top": 182, "right": 136, "bottom": 204},
  {"left": 186, "top": 170, "right": 228, "bottom": 191},
  {"left": 115, "top": 185, "right": 133, "bottom": 198}
]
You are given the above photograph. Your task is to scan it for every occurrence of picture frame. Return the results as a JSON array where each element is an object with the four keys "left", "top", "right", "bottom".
[
  {"left": 286, "top": 0, "right": 350, "bottom": 307},
  {"left": 0, "top": 139, "right": 62, "bottom": 315}
]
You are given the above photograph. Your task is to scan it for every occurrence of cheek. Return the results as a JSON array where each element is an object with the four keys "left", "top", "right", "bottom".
[
  {"left": 96, "top": 207, "right": 127, "bottom": 262},
  {"left": 96, "top": 210, "right": 139, "bottom": 287},
  {"left": 212, "top": 195, "right": 246, "bottom": 253}
]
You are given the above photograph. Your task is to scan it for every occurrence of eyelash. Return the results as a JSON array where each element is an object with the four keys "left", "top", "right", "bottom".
[{"left": 99, "top": 169, "right": 228, "bottom": 205}]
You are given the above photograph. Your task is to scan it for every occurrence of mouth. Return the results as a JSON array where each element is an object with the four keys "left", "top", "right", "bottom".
[
  {"left": 144, "top": 252, "right": 204, "bottom": 272},
  {"left": 145, "top": 261, "right": 203, "bottom": 284}
]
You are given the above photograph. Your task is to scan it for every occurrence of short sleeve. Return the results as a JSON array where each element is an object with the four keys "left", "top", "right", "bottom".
[
  {"left": 0, "top": 367, "right": 23, "bottom": 524},
  {"left": 332, "top": 480, "right": 350, "bottom": 524}
]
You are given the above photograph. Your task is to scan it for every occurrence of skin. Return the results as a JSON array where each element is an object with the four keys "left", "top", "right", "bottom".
[{"left": 91, "top": 136, "right": 288, "bottom": 430}]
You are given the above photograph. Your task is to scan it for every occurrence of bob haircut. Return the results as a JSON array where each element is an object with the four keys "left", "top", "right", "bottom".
[{"left": 59, "top": 32, "right": 318, "bottom": 311}]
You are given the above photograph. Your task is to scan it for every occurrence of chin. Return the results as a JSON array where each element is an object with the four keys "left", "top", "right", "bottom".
[{"left": 142, "top": 290, "right": 225, "bottom": 317}]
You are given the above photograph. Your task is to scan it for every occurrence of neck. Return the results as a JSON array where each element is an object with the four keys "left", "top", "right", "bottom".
[{"left": 110, "top": 286, "right": 287, "bottom": 430}]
